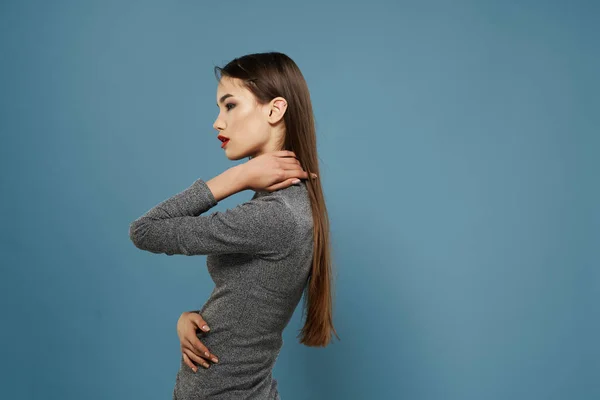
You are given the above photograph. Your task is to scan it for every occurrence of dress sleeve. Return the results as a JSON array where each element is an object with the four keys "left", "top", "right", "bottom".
[{"left": 129, "top": 178, "right": 296, "bottom": 257}]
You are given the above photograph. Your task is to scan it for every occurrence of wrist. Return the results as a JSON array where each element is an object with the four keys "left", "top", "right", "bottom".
[
  {"left": 206, "top": 165, "right": 247, "bottom": 202},
  {"left": 229, "top": 164, "right": 248, "bottom": 192}
]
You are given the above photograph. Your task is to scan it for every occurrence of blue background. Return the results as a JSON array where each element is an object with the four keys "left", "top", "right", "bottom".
[{"left": 1, "top": 1, "right": 598, "bottom": 399}]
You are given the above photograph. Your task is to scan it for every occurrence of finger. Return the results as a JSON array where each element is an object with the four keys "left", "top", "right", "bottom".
[
  {"left": 182, "top": 352, "right": 197, "bottom": 373},
  {"left": 184, "top": 343, "right": 210, "bottom": 365},
  {"left": 184, "top": 346, "right": 210, "bottom": 368},
  {"left": 185, "top": 337, "right": 210, "bottom": 359},
  {"left": 277, "top": 157, "right": 302, "bottom": 166},
  {"left": 283, "top": 169, "right": 317, "bottom": 181},
  {"left": 184, "top": 348, "right": 210, "bottom": 369},
  {"left": 187, "top": 337, "right": 218, "bottom": 363},
  {"left": 267, "top": 178, "right": 301, "bottom": 192},
  {"left": 278, "top": 162, "right": 305, "bottom": 175},
  {"left": 190, "top": 313, "right": 210, "bottom": 332},
  {"left": 278, "top": 162, "right": 317, "bottom": 178},
  {"left": 274, "top": 150, "right": 297, "bottom": 159}
]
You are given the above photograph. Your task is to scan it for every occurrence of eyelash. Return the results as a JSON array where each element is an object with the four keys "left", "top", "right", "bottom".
[{"left": 225, "top": 103, "right": 235, "bottom": 111}]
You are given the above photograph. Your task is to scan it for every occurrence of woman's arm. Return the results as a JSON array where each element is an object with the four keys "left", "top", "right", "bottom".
[
  {"left": 128, "top": 170, "right": 296, "bottom": 257},
  {"left": 205, "top": 165, "right": 247, "bottom": 203}
]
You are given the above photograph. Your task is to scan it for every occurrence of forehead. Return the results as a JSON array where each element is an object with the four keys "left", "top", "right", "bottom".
[{"left": 216, "top": 76, "right": 249, "bottom": 98}]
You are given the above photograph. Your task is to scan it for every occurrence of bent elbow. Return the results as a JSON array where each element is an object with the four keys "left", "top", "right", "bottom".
[
  {"left": 129, "top": 219, "right": 147, "bottom": 250},
  {"left": 129, "top": 218, "right": 174, "bottom": 256}
]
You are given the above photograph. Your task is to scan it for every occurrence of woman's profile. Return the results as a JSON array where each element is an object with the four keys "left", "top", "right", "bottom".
[{"left": 129, "top": 51, "right": 339, "bottom": 399}]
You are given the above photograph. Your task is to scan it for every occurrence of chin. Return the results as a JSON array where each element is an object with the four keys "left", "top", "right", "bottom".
[
  {"left": 224, "top": 148, "right": 250, "bottom": 161},
  {"left": 224, "top": 144, "right": 260, "bottom": 161}
]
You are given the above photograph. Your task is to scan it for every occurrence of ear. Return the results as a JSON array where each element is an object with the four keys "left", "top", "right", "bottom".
[{"left": 267, "top": 97, "right": 287, "bottom": 124}]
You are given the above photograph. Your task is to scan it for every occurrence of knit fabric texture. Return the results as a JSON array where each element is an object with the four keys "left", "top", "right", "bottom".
[{"left": 129, "top": 178, "right": 314, "bottom": 399}]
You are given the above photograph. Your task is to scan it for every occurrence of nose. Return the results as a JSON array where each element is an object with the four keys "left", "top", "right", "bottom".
[
  {"left": 213, "top": 113, "right": 225, "bottom": 131},
  {"left": 213, "top": 117, "right": 225, "bottom": 132}
]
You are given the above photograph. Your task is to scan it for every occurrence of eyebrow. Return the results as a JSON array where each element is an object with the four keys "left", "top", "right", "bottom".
[{"left": 217, "top": 93, "right": 234, "bottom": 107}]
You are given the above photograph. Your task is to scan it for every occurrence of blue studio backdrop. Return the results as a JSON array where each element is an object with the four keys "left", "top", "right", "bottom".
[{"left": 1, "top": 1, "right": 597, "bottom": 399}]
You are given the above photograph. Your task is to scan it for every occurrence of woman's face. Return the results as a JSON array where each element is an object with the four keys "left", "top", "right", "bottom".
[{"left": 213, "top": 76, "right": 284, "bottom": 161}]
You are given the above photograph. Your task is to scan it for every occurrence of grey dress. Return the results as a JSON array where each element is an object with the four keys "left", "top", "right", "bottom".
[{"left": 129, "top": 178, "right": 314, "bottom": 399}]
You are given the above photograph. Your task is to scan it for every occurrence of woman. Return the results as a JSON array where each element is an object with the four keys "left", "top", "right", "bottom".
[{"left": 129, "top": 51, "right": 339, "bottom": 399}]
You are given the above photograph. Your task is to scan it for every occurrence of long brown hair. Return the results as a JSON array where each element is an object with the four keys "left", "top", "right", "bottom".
[{"left": 214, "top": 52, "right": 339, "bottom": 347}]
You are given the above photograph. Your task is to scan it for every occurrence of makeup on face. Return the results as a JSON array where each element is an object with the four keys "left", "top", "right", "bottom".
[{"left": 217, "top": 134, "right": 230, "bottom": 148}]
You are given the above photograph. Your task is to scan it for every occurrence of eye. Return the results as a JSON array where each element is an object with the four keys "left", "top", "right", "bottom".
[{"left": 225, "top": 103, "right": 236, "bottom": 111}]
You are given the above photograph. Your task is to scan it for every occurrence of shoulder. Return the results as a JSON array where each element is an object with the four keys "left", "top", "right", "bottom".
[
  {"left": 235, "top": 195, "right": 297, "bottom": 256},
  {"left": 247, "top": 194, "right": 295, "bottom": 227}
]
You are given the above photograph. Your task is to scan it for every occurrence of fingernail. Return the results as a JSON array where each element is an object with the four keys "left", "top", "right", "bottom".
[
  {"left": 291, "top": 179, "right": 300, "bottom": 184},
  {"left": 212, "top": 357, "right": 218, "bottom": 363},
  {"left": 202, "top": 325, "right": 210, "bottom": 331},
  {"left": 204, "top": 351, "right": 209, "bottom": 357}
]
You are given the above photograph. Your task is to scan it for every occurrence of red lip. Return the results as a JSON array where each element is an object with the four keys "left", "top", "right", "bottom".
[{"left": 217, "top": 134, "right": 230, "bottom": 148}]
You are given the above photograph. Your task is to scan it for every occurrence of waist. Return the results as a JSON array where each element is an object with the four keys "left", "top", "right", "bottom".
[{"left": 174, "top": 332, "right": 281, "bottom": 398}]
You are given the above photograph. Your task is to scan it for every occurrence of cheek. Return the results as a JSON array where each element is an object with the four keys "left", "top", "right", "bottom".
[
  {"left": 229, "top": 111, "right": 251, "bottom": 131},
  {"left": 236, "top": 113, "right": 266, "bottom": 138}
]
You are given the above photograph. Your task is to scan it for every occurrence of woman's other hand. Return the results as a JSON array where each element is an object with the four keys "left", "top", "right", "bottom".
[
  {"left": 242, "top": 150, "right": 317, "bottom": 192},
  {"left": 176, "top": 312, "right": 219, "bottom": 372}
]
